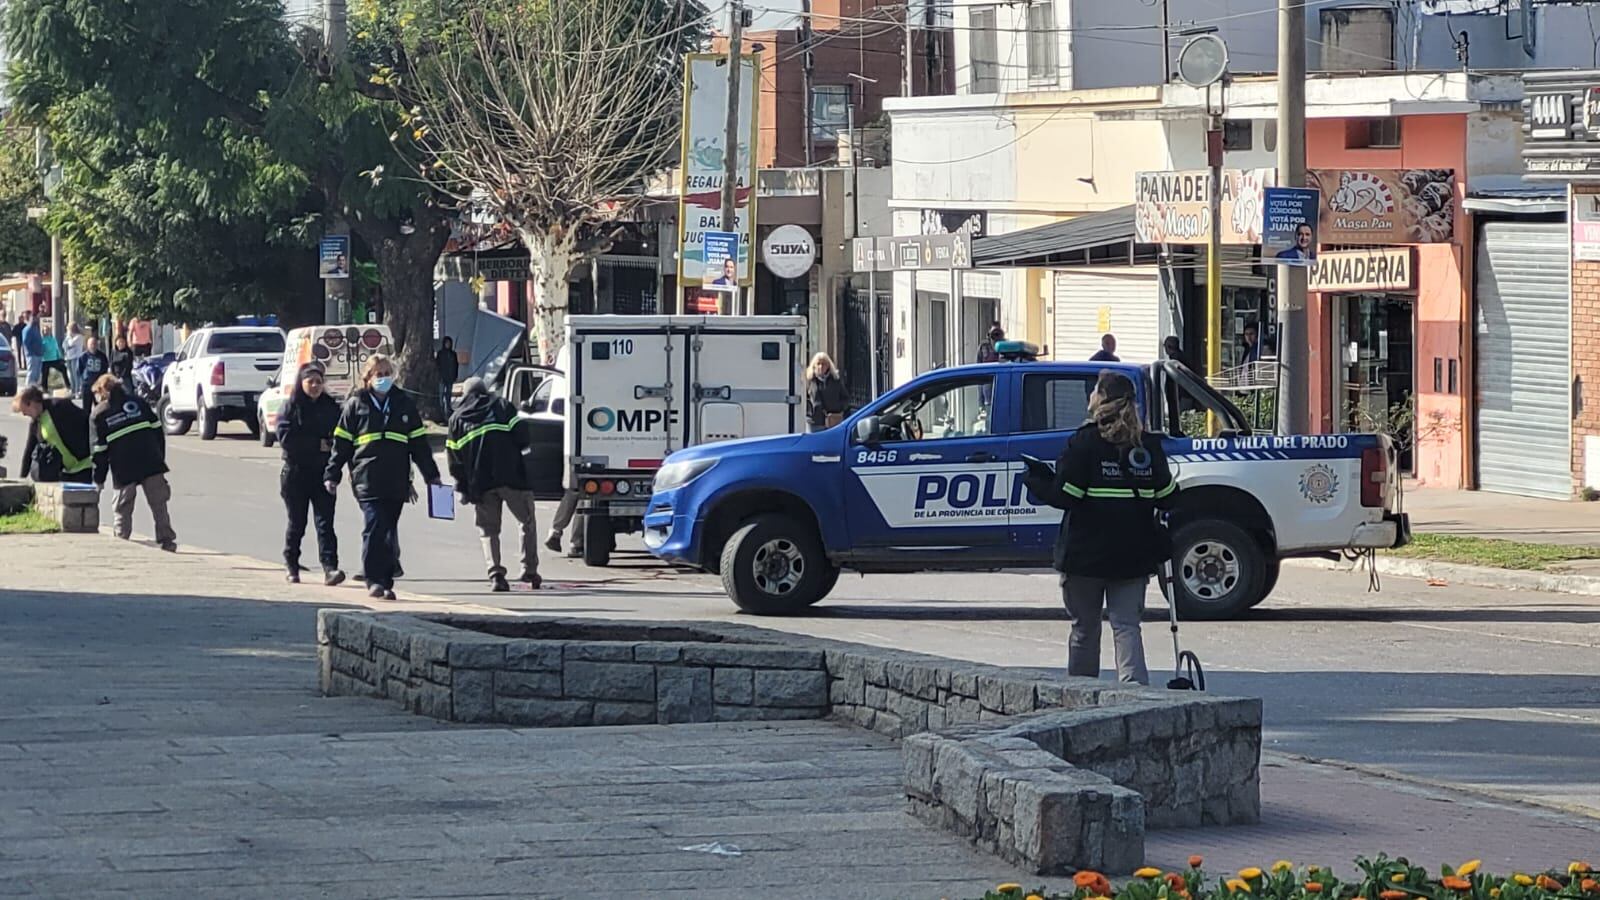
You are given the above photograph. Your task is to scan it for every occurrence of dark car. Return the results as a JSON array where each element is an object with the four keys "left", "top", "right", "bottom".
[{"left": 0, "top": 342, "right": 16, "bottom": 396}]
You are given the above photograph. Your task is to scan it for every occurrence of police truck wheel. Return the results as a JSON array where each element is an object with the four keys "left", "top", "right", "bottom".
[
  {"left": 199, "top": 403, "right": 219, "bottom": 441},
  {"left": 245, "top": 415, "right": 261, "bottom": 439},
  {"left": 1256, "top": 559, "right": 1281, "bottom": 608},
  {"left": 581, "top": 513, "right": 614, "bottom": 567},
  {"left": 258, "top": 415, "right": 275, "bottom": 447},
  {"left": 1170, "top": 518, "right": 1266, "bottom": 621},
  {"left": 719, "top": 514, "right": 835, "bottom": 615},
  {"left": 159, "top": 396, "right": 191, "bottom": 436}
]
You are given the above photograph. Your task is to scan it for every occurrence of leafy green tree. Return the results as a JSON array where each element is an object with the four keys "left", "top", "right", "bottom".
[{"left": 0, "top": 127, "right": 51, "bottom": 275}]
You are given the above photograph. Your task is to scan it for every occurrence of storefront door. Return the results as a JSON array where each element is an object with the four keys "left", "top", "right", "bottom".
[{"left": 1335, "top": 293, "right": 1415, "bottom": 471}]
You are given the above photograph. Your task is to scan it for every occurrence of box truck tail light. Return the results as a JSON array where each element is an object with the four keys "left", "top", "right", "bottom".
[
  {"left": 1361, "top": 447, "right": 1388, "bottom": 508},
  {"left": 210, "top": 361, "right": 226, "bottom": 386}
]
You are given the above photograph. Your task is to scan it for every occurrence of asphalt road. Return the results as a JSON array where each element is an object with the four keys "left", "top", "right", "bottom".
[{"left": 4, "top": 406, "right": 1598, "bottom": 817}]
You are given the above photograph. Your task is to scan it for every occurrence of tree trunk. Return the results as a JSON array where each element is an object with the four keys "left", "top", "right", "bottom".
[
  {"left": 521, "top": 226, "right": 578, "bottom": 365},
  {"left": 356, "top": 206, "right": 451, "bottom": 420}
]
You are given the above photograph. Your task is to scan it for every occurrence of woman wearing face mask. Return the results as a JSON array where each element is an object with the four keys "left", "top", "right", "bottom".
[
  {"left": 324, "top": 355, "right": 440, "bottom": 600},
  {"left": 278, "top": 363, "right": 345, "bottom": 585}
]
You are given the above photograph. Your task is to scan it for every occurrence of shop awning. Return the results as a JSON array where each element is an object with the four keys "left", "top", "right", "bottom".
[
  {"left": 971, "top": 206, "right": 1139, "bottom": 267},
  {"left": 1464, "top": 179, "right": 1565, "bottom": 215}
]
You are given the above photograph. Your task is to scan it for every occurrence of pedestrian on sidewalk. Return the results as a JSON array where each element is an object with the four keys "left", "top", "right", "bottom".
[
  {"left": 804, "top": 352, "right": 849, "bottom": 432},
  {"left": 89, "top": 374, "right": 177, "bottom": 552},
  {"left": 1089, "top": 333, "right": 1120, "bottom": 363},
  {"left": 447, "top": 377, "right": 541, "bottom": 592},
  {"left": 545, "top": 489, "right": 584, "bottom": 560},
  {"left": 1024, "top": 370, "right": 1176, "bottom": 686},
  {"left": 277, "top": 363, "right": 345, "bottom": 586},
  {"left": 434, "top": 336, "right": 459, "bottom": 417},
  {"left": 127, "top": 316, "right": 153, "bottom": 358},
  {"left": 18, "top": 312, "right": 42, "bottom": 387},
  {"left": 13, "top": 384, "right": 95, "bottom": 483},
  {"left": 62, "top": 324, "right": 85, "bottom": 392},
  {"left": 39, "top": 323, "right": 69, "bottom": 392},
  {"left": 76, "top": 335, "right": 109, "bottom": 408},
  {"left": 109, "top": 335, "right": 135, "bottom": 381},
  {"left": 324, "top": 354, "right": 440, "bottom": 601}
]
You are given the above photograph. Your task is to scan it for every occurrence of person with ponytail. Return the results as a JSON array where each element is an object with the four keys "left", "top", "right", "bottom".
[{"left": 1029, "top": 369, "right": 1177, "bottom": 685}]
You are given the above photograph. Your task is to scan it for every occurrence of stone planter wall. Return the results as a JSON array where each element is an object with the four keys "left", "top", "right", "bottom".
[
  {"left": 318, "top": 610, "right": 1261, "bottom": 875},
  {"left": 32, "top": 482, "right": 98, "bottom": 532}
]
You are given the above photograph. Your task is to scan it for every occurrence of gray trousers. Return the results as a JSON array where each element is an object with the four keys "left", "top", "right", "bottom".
[
  {"left": 475, "top": 486, "right": 539, "bottom": 578},
  {"left": 114, "top": 473, "right": 176, "bottom": 546},
  {"left": 548, "top": 489, "right": 583, "bottom": 552},
  {"left": 1061, "top": 575, "right": 1149, "bottom": 686}
]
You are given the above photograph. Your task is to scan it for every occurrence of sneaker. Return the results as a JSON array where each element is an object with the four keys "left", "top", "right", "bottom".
[
  {"left": 383, "top": 589, "right": 397, "bottom": 601},
  {"left": 566, "top": 547, "right": 583, "bottom": 559},
  {"left": 490, "top": 575, "right": 511, "bottom": 593},
  {"left": 524, "top": 573, "right": 542, "bottom": 591},
  {"left": 285, "top": 569, "right": 301, "bottom": 584},
  {"left": 160, "top": 542, "right": 178, "bottom": 553},
  {"left": 543, "top": 534, "right": 562, "bottom": 553},
  {"left": 324, "top": 569, "right": 346, "bottom": 587},
  {"left": 367, "top": 584, "right": 387, "bottom": 600},
  {"left": 516, "top": 570, "right": 538, "bottom": 584}
]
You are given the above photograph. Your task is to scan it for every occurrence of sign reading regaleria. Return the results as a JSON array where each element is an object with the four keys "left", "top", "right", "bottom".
[{"left": 1307, "top": 247, "right": 1415, "bottom": 293}]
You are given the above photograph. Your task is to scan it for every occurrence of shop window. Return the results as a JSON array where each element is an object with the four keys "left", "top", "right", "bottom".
[
  {"left": 1347, "top": 117, "right": 1401, "bottom": 149},
  {"left": 1027, "top": 0, "right": 1059, "bottom": 86},
  {"left": 1223, "top": 120, "right": 1252, "bottom": 152},
  {"left": 969, "top": 6, "right": 1000, "bottom": 93},
  {"left": 811, "top": 85, "right": 850, "bottom": 142}
]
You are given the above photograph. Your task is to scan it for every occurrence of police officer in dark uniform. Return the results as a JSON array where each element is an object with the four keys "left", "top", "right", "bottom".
[
  {"left": 324, "top": 354, "right": 440, "bottom": 600},
  {"left": 447, "top": 377, "right": 541, "bottom": 592},
  {"left": 89, "top": 374, "right": 177, "bottom": 550},
  {"left": 1026, "top": 370, "right": 1177, "bottom": 685},
  {"left": 277, "top": 362, "right": 345, "bottom": 586}
]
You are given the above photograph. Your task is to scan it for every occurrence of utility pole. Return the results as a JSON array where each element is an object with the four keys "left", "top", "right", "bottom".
[
  {"left": 34, "top": 130, "right": 65, "bottom": 336},
  {"left": 1276, "top": 0, "right": 1308, "bottom": 434},
  {"left": 1205, "top": 116, "right": 1223, "bottom": 436},
  {"left": 903, "top": 0, "right": 914, "bottom": 97},
  {"left": 801, "top": 0, "right": 814, "bottom": 166},
  {"left": 721, "top": 0, "right": 745, "bottom": 315},
  {"left": 1160, "top": 0, "right": 1172, "bottom": 82},
  {"left": 324, "top": 0, "right": 351, "bottom": 325}
]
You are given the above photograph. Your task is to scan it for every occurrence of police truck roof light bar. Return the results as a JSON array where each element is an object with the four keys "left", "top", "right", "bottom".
[{"left": 995, "top": 340, "right": 1040, "bottom": 362}]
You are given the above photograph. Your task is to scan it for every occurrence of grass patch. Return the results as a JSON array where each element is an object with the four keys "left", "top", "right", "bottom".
[
  {"left": 0, "top": 507, "right": 60, "bottom": 535},
  {"left": 1387, "top": 532, "right": 1600, "bottom": 570}
]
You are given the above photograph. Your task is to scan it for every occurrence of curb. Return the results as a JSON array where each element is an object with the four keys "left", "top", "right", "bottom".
[{"left": 1286, "top": 555, "right": 1600, "bottom": 598}]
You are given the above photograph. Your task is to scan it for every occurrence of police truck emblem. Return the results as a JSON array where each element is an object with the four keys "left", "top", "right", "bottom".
[{"left": 1298, "top": 464, "right": 1339, "bottom": 504}]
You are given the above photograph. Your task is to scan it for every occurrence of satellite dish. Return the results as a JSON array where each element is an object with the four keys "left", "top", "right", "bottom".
[{"left": 1177, "top": 34, "right": 1229, "bottom": 88}]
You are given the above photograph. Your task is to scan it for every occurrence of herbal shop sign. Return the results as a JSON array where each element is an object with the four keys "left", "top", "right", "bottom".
[{"left": 1307, "top": 247, "right": 1415, "bottom": 293}]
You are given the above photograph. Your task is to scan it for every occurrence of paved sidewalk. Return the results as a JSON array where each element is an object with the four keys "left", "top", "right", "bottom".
[
  {"left": 3, "top": 535, "right": 1598, "bottom": 898},
  {"left": 1404, "top": 484, "right": 1600, "bottom": 547}
]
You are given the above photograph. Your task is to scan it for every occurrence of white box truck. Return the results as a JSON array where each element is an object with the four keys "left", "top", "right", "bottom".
[{"left": 562, "top": 315, "right": 806, "bottom": 566}]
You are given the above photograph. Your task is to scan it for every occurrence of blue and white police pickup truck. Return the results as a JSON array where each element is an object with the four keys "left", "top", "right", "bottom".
[{"left": 644, "top": 347, "right": 1410, "bottom": 620}]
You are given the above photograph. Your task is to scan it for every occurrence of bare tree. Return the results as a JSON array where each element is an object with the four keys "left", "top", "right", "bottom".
[{"left": 400, "top": 0, "right": 700, "bottom": 363}]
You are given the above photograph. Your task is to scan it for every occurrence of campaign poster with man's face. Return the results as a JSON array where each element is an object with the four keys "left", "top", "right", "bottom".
[
  {"left": 702, "top": 231, "right": 739, "bottom": 293},
  {"left": 1262, "top": 187, "right": 1320, "bottom": 267}
]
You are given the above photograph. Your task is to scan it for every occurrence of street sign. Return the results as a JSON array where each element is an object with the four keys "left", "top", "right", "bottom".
[
  {"left": 848, "top": 234, "right": 972, "bottom": 273},
  {"left": 762, "top": 225, "right": 816, "bottom": 279}
]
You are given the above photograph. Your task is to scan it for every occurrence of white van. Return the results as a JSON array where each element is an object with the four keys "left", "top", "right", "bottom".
[{"left": 257, "top": 325, "right": 393, "bottom": 447}]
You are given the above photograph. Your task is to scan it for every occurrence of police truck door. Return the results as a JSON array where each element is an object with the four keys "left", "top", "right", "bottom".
[
  {"left": 1003, "top": 368, "right": 1100, "bottom": 556},
  {"left": 842, "top": 372, "right": 1013, "bottom": 561}
]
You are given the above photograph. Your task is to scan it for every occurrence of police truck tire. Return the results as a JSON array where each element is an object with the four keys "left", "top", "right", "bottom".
[
  {"left": 719, "top": 514, "right": 834, "bottom": 615},
  {"left": 1170, "top": 518, "right": 1266, "bottom": 621},
  {"left": 199, "top": 402, "right": 219, "bottom": 441},
  {"left": 581, "top": 513, "right": 613, "bottom": 567},
  {"left": 258, "top": 415, "right": 275, "bottom": 447},
  {"left": 159, "top": 396, "right": 191, "bottom": 436},
  {"left": 1257, "top": 559, "right": 1281, "bottom": 607},
  {"left": 245, "top": 415, "right": 261, "bottom": 439}
]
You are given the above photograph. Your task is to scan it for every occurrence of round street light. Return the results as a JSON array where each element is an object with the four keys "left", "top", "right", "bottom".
[{"left": 1177, "top": 34, "right": 1229, "bottom": 88}]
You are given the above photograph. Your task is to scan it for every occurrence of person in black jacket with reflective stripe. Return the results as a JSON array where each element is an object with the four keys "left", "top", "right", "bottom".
[
  {"left": 447, "top": 377, "right": 540, "bottom": 592},
  {"left": 323, "top": 354, "right": 440, "bottom": 600},
  {"left": 15, "top": 386, "right": 95, "bottom": 483},
  {"left": 1026, "top": 370, "right": 1177, "bottom": 686},
  {"left": 89, "top": 375, "right": 177, "bottom": 551},
  {"left": 277, "top": 363, "right": 345, "bottom": 586}
]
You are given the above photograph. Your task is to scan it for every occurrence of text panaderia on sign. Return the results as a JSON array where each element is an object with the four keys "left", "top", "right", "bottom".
[{"left": 1307, "top": 247, "right": 1415, "bottom": 292}]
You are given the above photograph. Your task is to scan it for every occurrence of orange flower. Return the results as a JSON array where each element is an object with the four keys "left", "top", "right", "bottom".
[
  {"left": 1075, "top": 872, "right": 1103, "bottom": 888},
  {"left": 1582, "top": 879, "right": 1598, "bottom": 893},
  {"left": 1167, "top": 874, "right": 1189, "bottom": 890},
  {"left": 1381, "top": 890, "right": 1409, "bottom": 899},
  {"left": 1538, "top": 876, "right": 1565, "bottom": 892},
  {"left": 1190, "top": 856, "right": 1205, "bottom": 869},
  {"left": 1306, "top": 884, "right": 1324, "bottom": 894},
  {"left": 1442, "top": 877, "right": 1473, "bottom": 891}
]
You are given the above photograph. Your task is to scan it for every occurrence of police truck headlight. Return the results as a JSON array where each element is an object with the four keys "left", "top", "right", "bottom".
[{"left": 655, "top": 458, "right": 717, "bottom": 491}]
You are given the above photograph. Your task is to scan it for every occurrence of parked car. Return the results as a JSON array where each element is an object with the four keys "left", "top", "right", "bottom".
[
  {"left": 257, "top": 325, "right": 392, "bottom": 448},
  {"left": 0, "top": 343, "right": 16, "bottom": 396},
  {"left": 159, "top": 326, "right": 285, "bottom": 440}
]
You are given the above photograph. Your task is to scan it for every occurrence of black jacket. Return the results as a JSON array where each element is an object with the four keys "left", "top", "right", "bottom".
[
  {"left": 23, "top": 399, "right": 94, "bottom": 481},
  {"left": 435, "top": 347, "right": 459, "bottom": 385},
  {"left": 805, "top": 373, "right": 849, "bottom": 426},
  {"left": 110, "top": 347, "right": 135, "bottom": 380},
  {"left": 277, "top": 391, "right": 343, "bottom": 476},
  {"left": 446, "top": 391, "right": 530, "bottom": 503},
  {"left": 325, "top": 388, "right": 440, "bottom": 502},
  {"left": 1027, "top": 427, "right": 1177, "bottom": 579},
  {"left": 90, "top": 388, "right": 168, "bottom": 489}
]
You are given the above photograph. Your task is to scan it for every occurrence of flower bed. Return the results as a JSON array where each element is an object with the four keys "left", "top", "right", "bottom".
[{"left": 973, "top": 856, "right": 1598, "bottom": 900}]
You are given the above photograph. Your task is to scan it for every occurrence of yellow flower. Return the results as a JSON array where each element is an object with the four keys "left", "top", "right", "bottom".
[
  {"left": 1392, "top": 874, "right": 1408, "bottom": 883},
  {"left": 1026, "top": 895, "right": 1045, "bottom": 900},
  {"left": 995, "top": 886, "right": 1022, "bottom": 896},
  {"left": 1240, "top": 868, "right": 1265, "bottom": 880},
  {"left": 1274, "top": 861, "right": 1295, "bottom": 874},
  {"left": 1227, "top": 880, "right": 1254, "bottom": 894},
  {"left": 1491, "top": 890, "right": 1501, "bottom": 898},
  {"left": 1514, "top": 875, "right": 1535, "bottom": 887},
  {"left": 1137, "top": 868, "right": 1164, "bottom": 879},
  {"left": 1574, "top": 863, "right": 1594, "bottom": 876},
  {"left": 1459, "top": 861, "right": 1482, "bottom": 877},
  {"left": 1309, "top": 867, "right": 1323, "bottom": 875}
]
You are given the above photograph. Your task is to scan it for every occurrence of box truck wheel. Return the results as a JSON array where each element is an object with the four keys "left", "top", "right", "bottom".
[
  {"left": 719, "top": 514, "right": 837, "bottom": 615},
  {"left": 581, "top": 513, "right": 615, "bottom": 567},
  {"left": 1170, "top": 518, "right": 1266, "bottom": 620}
]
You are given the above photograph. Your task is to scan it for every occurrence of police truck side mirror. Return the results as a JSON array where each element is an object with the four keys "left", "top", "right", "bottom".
[
  {"left": 855, "top": 416, "right": 882, "bottom": 445},
  {"left": 266, "top": 376, "right": 279, "bottom": 389}
]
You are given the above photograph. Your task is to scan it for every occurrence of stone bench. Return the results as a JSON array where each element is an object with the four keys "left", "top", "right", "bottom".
[
  {"left": 318, "top": 610, "right": 1261, "bottom": 874},
  {"left": 30, "top": 481, "right": 99, "bottom": 532}
]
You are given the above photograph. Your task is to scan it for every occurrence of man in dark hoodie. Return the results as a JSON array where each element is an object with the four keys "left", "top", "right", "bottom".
[
  {"left": 446, "top": 377, "right": 540, "bottom": 592},
  {"left": 89, "top": 374, "right": 177, "bottom": 551}
]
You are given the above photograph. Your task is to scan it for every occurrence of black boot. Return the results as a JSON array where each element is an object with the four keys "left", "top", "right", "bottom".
[
  {"left": 285, "top": 566, "right": 301, "bottom": 585},
  {"left": 324, "top": 569, "right": 346, "bottom": 587},
  {"left": 490, "top": 573, "right": 511, "bottom": 593}
]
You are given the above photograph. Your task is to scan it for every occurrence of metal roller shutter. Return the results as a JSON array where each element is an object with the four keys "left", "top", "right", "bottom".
[
  {"left": 1051, "top": 268, "right": 1160, "bottom": 362},
  {"left": 1475, "top": 220, "right": 1571, "bottom": 499}
]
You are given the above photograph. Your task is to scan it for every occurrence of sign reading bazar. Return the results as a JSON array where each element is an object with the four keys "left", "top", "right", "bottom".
[
  {"left": 1307, "top": 247, "right": 1415, "bottom": 292},
  {"left": 1134, "top": 169, "right": 1274, "bottom": 245}
]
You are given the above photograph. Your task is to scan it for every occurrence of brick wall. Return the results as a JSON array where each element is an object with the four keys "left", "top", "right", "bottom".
[{"left": 1573, "top": 187, "right": 1600, "bottom": 496}]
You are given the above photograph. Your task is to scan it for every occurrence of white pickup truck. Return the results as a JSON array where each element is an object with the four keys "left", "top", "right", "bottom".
[{"left": 159, "top": 326, "right": 286, "bottom": 441}]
